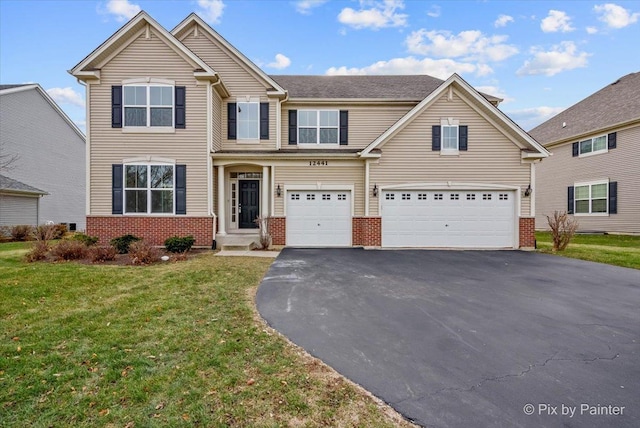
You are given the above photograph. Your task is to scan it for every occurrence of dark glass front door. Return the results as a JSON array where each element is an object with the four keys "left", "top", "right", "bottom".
[{"left": 239, "top": 180, "right": 259, "bottom": 228}]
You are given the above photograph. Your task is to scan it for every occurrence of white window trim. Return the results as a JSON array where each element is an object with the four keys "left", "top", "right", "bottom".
[
  {"left": 578, "top": 134, "right": 608, "bottom": 158},
  {"left": 236, "top": 98, "right": 260, "bottom": 142},
  {"left": 440, "top": 118, "right": 459, "bottom": 155},
  {"left": 123, "top": 79, "right": 175, "bottom": 131},
  {"left": 574, "top": 179, "right": 609, "bottom": 217},
  {"left": 123, "top": 162, "right": 176, "bottom": 215},
  {"left": 297, "top": 109, "right": 340, "bottom": 146}
]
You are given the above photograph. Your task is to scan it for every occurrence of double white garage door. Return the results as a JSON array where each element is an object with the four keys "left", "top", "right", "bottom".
[{"left": 286, "top": 189, "right": 516, "bottom": 248}]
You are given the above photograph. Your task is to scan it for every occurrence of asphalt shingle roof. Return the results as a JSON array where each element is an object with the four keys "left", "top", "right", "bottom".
[
  {"left": 0, "top": 174, "right": 47, "bottom": 195},
  {"left": 529, "top": 71, "right": 640, "bottom": 145},
  {"left": 0, "top": 84, "right": 31, "bottom": 91}
]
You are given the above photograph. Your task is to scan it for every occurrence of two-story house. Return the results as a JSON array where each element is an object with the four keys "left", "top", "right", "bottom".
[
  {"left": 530, "top": 72, "right": 639, "bottom": 234},
  {"left": 70, "top": 11, "right": 548, "bottom": 249}
]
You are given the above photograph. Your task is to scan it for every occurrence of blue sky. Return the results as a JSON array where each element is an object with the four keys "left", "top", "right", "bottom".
[{"left": 1, "top": 0, "right": 639, "bottom": 132}]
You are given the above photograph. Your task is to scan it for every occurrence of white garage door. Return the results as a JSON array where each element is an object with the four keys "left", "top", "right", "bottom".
[
  {"left": 382, "top": 190, "right": 515, "bottom": 248},
  {"left": 287, "top": 190, "right": 351, "bottom": 247}
]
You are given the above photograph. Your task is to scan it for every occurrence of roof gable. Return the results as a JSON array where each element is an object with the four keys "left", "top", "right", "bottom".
[
  {"left": 360, "top": 74, "right": 548, "bottom": 158},
  {"left": 0, "top": 174, "right": 48, "bottom": 195}
]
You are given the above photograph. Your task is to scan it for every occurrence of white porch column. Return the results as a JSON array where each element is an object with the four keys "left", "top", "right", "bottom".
[
  {"left": 217, "top": 165, "right": 226, "bottom": 235},
  {"left": 262, "top": 165, "right": 269, "bottom": 217}
]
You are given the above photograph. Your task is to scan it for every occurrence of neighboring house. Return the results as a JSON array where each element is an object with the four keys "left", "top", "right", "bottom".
[
  {"left": 70, "top": 11, "right": 548, "bottom": 249},
  {"left": 0, "top": 84, "right": 86, "bottom": 230},
  {"left": 530, "top": 72, "right": 640, "bottom": 234},
  {"left": 0, "top": 174, "right": 47, "bottom": 227}
]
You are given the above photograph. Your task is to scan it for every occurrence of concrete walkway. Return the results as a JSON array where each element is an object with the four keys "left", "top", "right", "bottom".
[{"left": 215, "top": 250, "right": 280, "bottom": 258}]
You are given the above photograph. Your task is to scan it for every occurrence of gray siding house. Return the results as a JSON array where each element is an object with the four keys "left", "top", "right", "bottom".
[
  {"left": 0, "top": 84, "right": 86, "bottom": 230},
  {"left": 530, "top": 72, "right": 640, "bottom": 234}
]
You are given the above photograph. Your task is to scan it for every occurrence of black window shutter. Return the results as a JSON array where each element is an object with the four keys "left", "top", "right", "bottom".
[
  {"left": 608, "top": 132, "right": 617, "bottom": 149},
  {"left": 339, "top": 110, "right": 349, "bottom": 145},
  {"left": 175, "top": 86, "right": 186, "bottom": 129},
  {"left": 567, "top": 186, "right": 574, "bottom": 214},
  {"left": 175, "top": 164, "right": 187, "bottom": 215},
  {"left": 432, "top": 125, "right": 441, "bottom": 151},
  {"left": 112, "top": 164, "right": 123, "bottom": 214},
  {"left": 227, "top": 103, "right": 237, "bottom": 140},
  {"left": 572, "top": 142, "right": 579, "bottom": 157},
  {"left": 112, "top": 86, "right": 122, "bottom": 128},
  {"left": 459, "top": 125, "right": 468, "bottom": 151},
  {"left": 260, "top": 102, "right": 269, "bottom": 140},
  {"left": 609, "top": 181, "right": 617, "bottom": 214},
  {"left": 288, "top": 110, "right": 297, "bottom": 145}
]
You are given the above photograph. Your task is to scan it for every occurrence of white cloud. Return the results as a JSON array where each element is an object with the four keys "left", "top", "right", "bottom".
[
  {"left": 474, "top": 85, "right": 513, "bottom": 103},
  {"left": 541, "top": 10, "right": 575, "bottom": 33},
  {"left": 338, "top": 0, "right": 408, "bottom": 30},
  {"left": 294, "top": 0, "right": 328, "bottom": 14},
  {"left": 102, "top": 0, "right": 140, "bottom": 22},
  {"left": 506, "top": 106, "right": 566, "bottom": 131},
  {"left": 586, "top": 26, "right": 599, "bottom": 34},
  {"left": 517, "top": 41, "right": 589, "bottom": 76},
  {"left": 267, "top": 53, "right": 292, "bottom": 70},
  {"left": 325, "top": 56, "right": 492, "bottom": 79},
  {"left": 594, "top": 3, "right": 639, "bottom": 28},
  {"left": 197, "top": 0, "right": 225, "bottom": 24},
  {"left": 427, "top": 5, "right": 441, "bottom": 18},
  {"left": 406, "top": 29, "right": 518, "bottom": 62},
  {"left": 46, "top": 87, "right": 85, "bottom": 108},
  {"left": 494, "top": 14, "right": 514, "bottom": 28}
]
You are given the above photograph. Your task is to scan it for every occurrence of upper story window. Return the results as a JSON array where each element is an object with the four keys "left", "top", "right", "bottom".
[
  {"left": 124, "top": 164, "right": 174, "bottom": 214},
  {"left": 442, "top": 125, "right": 459, "bottom": 151},
  {"left": 237, "top": 102, "right": 259, "bottom": 140},
  {"left": 432, "top": 120, "right": 467, "bottom": 153},
  {"left": 579, "top": 135, "right": 607, "bottom": 156},
  {"left": 299, "top": 110, "right": 339, "bottom": 144},
  {"left": 124, "top": 85, "right": 174, "bottom": 128}
]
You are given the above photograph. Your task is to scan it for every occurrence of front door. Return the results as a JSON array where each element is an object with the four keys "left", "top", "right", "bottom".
[{"left": 239, "top": 180, "right": 259, "bottom": 228}]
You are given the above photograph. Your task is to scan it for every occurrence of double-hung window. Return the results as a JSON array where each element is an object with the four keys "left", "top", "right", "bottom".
[
  {"left": 574, "top": 181, "right": 607, "bottom": 214},
  {"left": 579, "top": 135, "right": 607, "bottom": 156},
  {"left": 299, "top": 110, "right": 339, "bottom": 144},
  {"left": 124, "top": 164, "right": 174, "bottom": 214},
  {"left": 124, "top": 85, "right": 173, "bottom": 128},
  {"left": 237, "top": 102, "right": 259, "bottom": 139},
  {"left": 442, "top": 125, "right": 459, "bottom": 151}
]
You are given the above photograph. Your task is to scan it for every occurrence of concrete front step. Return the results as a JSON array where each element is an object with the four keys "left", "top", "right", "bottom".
[{"left": 217, "top": 234, "right": 261, "bottom": 251}]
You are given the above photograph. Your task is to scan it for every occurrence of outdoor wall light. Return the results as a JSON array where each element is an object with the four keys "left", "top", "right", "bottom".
[
  {"left": 524, "top": 184, "right": 532, "bottom": 197},
  {"left": 373, "top": 184, "right": 379, "bottom": 197},
  {"left": 276, "top": 184, "right": 282, "bottom": 197}
]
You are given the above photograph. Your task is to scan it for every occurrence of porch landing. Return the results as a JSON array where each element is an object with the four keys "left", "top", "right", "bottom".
[{"left": 217, "top": 233, "right": 261, "bottom": 251}]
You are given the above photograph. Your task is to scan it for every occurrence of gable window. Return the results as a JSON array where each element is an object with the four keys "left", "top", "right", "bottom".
[
  {"left": 299, "top": 110, "right": 339, "bottom": 144},
  {"left": 237, "top": 102, "right": 259, "bottom": 139},
  {"left": 442, "top": 125, "right": 459, "bottom": 151},
  {"left": 124, "top": 164, "right": 174, "bottom": 214},
  {"left": 579, "top": 135, "right": 607, "bottom": 156},
  {"left": 124, "top": 85, "right": 173, "bottom": 127},
  {"left": 574, "top": 181, "right": 607, "bottom": 215},
  {"left": 432, "top": 122, "right": 467, "bottom": 153}
]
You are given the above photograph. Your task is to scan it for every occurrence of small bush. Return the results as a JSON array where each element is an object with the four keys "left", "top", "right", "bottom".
[
  {"left": 546, "top": 210, "right": 579, "bottom": 251},
  {"left": 51, "top": 224, "right": 68, "bottom": 239},
  {"left": 164, "top": 235, "right": 195, "bottom": 253},
  {"left": 254, "top": 216, "right": 272, "bottom": 250},
  {"left": 34, "top": 224, "right": 58, "bottom": 242},
  {"left": 88, "top": 245, "right": 117, "bottom": 263},
  {"left": 110, "top": 234, "right": 141, "bottom": 254},
  {"left": 70, "top": 233, "right": 99, "bottom": 246},
  {"left": 25, "top": 241, "right": 50, "bottom": 262},
  {"left": 0, "top": 226, "right": 11, "bottom": 242},
  {"left": 129, "top": 241, "right": 159, "bottom": 265},
  {"left": 11, "top": 225, "right": 33, "bottom": 241},
  {"left": 51, "top": 240, "right": 87, "bottom": 261}
]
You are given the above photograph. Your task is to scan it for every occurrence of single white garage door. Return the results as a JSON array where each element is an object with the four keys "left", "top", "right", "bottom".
[
  {"left": 287, "top": 190, "right": 351, "bottom": 247},
  {"left": 382, "top": 190, "right": 515, "bottom": 248}
]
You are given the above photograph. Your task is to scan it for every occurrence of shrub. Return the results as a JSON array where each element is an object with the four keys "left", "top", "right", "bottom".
[
  {"left": 129, "top": 241, "right": 159, "bottom": 265},
  {"left": 51, "top": 224, "right": 68, "bottom": 239},
  {"left": 164, "top": 235, "right": 195, "bottom": 253},
  {"left": 34, "top": 224, "right": 58, "bottom": 242},
  {"left": 0, "top": 226, "right": 11, "bottom": 242},
  {"left": 88, "top": 245, "right": 117, "bottom": 263},
  {"left": 254, "top": 216, "right": 272, "bottom": 250},
  {"left": 70, "top": 233, "right": 99, "bottom": 246},
  {"left": 546, "top": 210, "right": 579, "bottom": 251},
  {"left": 11, "top": 225, "right": 33, "bottom": 241},
  {"left": 25, "top": 241, "right": 50, "bottom": 262},
  {"left": 51, "top": 240, "right": 87, "bottom": 261},
  {"left": 110, "top": 234, "right": 141, "bottom": 254}
]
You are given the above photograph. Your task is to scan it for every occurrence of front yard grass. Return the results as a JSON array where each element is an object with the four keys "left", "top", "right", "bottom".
[
  {"left": 536, "top": 232, "right": 640, "bottom": 269},
  {"left": 0, "top": 242, "right": 410, "bottom": 427}
]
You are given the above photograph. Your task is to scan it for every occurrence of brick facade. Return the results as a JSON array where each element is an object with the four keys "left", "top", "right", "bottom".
[
  {"left": 87, "top": 216, "right": 214, "bottom": 247},
  {"left": 519, "top": 217, "right": 536, "bottom": 248},
  {"left": 269, "top": 217, "right": 286, "bottom": 246},
  {"left": 352, "top": 217, "right": 382, "bottom": 246}
]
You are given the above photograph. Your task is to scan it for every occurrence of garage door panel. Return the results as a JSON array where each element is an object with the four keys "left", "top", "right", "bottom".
[{"left": 287, "top": 191, "right": 351, "bottom": 247}]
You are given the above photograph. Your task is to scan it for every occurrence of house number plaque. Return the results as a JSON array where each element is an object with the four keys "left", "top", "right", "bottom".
[{"left": 309, "top": 160, "right": 329, "bottom": 166}]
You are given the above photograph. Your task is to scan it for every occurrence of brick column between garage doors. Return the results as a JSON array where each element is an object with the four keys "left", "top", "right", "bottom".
[
  {"left": 519, "top": 217, "right": 536, "bottom": 249},
  {"left": 353, "top": 217, "right": 382, "bottom": 247}
]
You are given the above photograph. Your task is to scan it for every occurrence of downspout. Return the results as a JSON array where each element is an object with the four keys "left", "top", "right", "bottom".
[{"left": 77, "top": 78, "right": 90, "bottom": 219}]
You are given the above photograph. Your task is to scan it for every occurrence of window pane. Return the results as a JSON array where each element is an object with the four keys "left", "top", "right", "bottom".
[
  {"left": 150, "top": 107, "right": 172, "bottom": 126},
  {"left": 319, "top": 128, "right": 338, "bottom": 144},
  {"left": 151, "top": 190, "right": 173, "bottom": 213},
  {"left": 150, "top": 86, "right": 173, "bottom": 106},
  {"left": 298, "top": 110, "right": 317, "bottom": 127},
  {"left": 125, "top": 190, "right": 147, "bottom": 213},
  {"left": 299, "top": 128, "right": 317, "bottom": 144},
  {"left": 593, "top": 136, "right": 606, "bottom": 151},
  {"left": 592, "top": 199, "right": 607, "bottom": 213},
  {"left": 319, "top": 110, "right": 338, "bottom": 127},
  {"left": 237, "top": 102, "right": 259, "bottom": 139},
  {"left": 580, "top": 139, "right": 592, "bottom": 154},
  {"left": 574, "top": 185, "right": 589, "bottom": 199},
  {"left": 150, "top": 165, "right": 173, "bottom": 189},
  {"left": 591, "top": 183, "right": 607, "bottom": 198},
  {"left": 442, "top": 126, "right": 458, "bottom": 150},
  {"left": 126, "top": 165, "right": 147, "bottom": 188},
  {"left": 125, "top": 107, "right": 147, "bottom": 126},
  {"left": 124, "top": 86, "right": 146, "bottom": 105},
  {"left": 575, "top": 200, "right": 590, "bottom": 213}
]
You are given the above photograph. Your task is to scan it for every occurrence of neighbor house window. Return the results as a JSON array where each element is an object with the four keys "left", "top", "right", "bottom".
[
  {"left": 237, "top": 102, "right": 259, "bottom": 139},
  {"left": 579, "top": 135, "right": 607, "bottom": 156},
  {"left": 442, "top": 125, "right": 459, "bottom": 151},
  {"left": 575, "top": 181, "right": 607, "bottom": 214},
  {"left": 298, "top": 110, "right": 339, "bottom": 144},
  {"left": 124, "top": 85, "right": 173, "bottom": 127},
  {"left": 124, "top": 164, "right": 174, "bottom": 214}
]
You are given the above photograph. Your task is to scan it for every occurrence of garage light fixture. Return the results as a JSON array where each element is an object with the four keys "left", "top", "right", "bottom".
[
  {"left": 524, "top": 184, "right": 532, "bottom": 197},
  {"left": 372, "top": 184, "right": 378, "bottom": 197},
  {"left": 276, "top": 184, "right": 282, "bottom": 197}
]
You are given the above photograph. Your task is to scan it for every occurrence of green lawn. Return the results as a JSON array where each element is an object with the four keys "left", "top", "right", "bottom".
[
  {"left": 536, "top": 232, "right": 640, "bottom": 270},
  {"left": 0, "top": 242, "right": 410, "bottom": 427}
]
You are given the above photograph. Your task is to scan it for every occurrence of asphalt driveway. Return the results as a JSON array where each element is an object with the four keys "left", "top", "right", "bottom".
[{"left": 256, "top": 249, "right": 640, "bottom": 428}]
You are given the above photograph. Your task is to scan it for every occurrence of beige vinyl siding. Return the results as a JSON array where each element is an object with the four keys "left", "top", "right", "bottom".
[
  {"left": 273, "top": 162, "right": 365, "bottom": 216},
  {"left": 535, "top": 124, "right": 640, "bottom": 233},
  {"left": 281, "top": 103, "right": 413, "bottom": 150},
  {"left": 89, "top": 30, "right": 209, "bottom": 216},
  {"left": 212, "top": 89, "right": 222, "bottom": 151},
  {"left": 369, "top": 90, "right": 531, "bottom": 216},
  {"left": 180, "top": 25, "right": 277, "bottom": 151}
]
